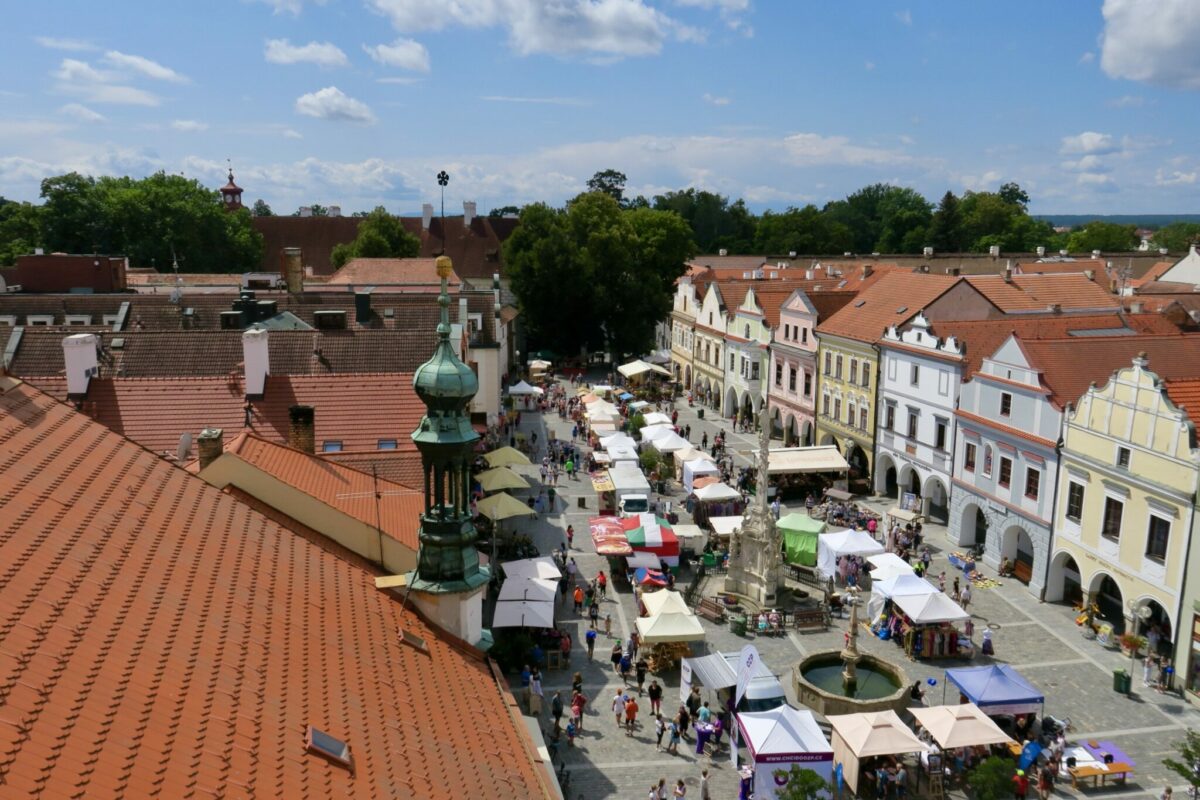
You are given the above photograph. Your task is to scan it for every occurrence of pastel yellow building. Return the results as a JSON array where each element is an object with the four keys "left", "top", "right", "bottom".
[{"left": 1048, "top": 356, "right": 1200, "bottom": 667}]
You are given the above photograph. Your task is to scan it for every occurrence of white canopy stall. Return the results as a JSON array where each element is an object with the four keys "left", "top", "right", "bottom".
[
  {"left": 816, "top": 529, "right": 884, "bottom": 579},
  {"left": 765, "top": 446, "right": 850, "bottom": 475},
  {"left": 682, "top": 458, "right": 721, "bottom": 493},
  {"left": 507, "top": 380, "right": 544, "bottom": 396},
  {"left": 737, "top": 707, "right": 834, "bottom": 800},
  {"left": 618, "top": 359, "right": 672, "bottom": 379}
]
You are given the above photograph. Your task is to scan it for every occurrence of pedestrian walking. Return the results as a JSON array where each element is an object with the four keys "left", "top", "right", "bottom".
[
  {"left": 982, "top": 627, "right": 995, "bottom": 656},
  {"left": 571, "top": 690, "right": 587, "bottom": 731},
  {"left": 630, "top": 630, "right": 641, "bottom": 658},
  {"left": 586, "top": 628, "right": 597, "bottom": 660},
  {"left": 1144, "top": 654, "right": 1156, "bottom": 686},
  {"left": 625, "top": 695, "right": 639, "bottom": 735},
  {"left": 1037, "top": 762, "right": 1054, "bottom": 800},
  {"left": 952, "top": 576, "right": 961, "bottom": 603},
  {"left": 667, "top": 721, "right": 680, "bottom": 754},
  {"left": 700, "top": 769, "right": 711, "bottom": 800},
  {"left": 529, "top": 670, "right": 544, "bottom": 716},
  {"left": 573, "top": 585, "right": 584, "bottom": 614},
  {"left": 611, "top": 642, "right": 623, "bottom": 673},
  {"left": 655, "top": 714, "right": 667, "bottom": 751},
  {"left": 620, "top": 651, "right": 633, "bottom": 685},
  {"left": 674, "top": 778, "right": 687, "bottom": 798},
  {"left": 589, "top": 601, "right": 599, "bottom": 629},
  {"left": 566, "top": 524, "right": 574, "bottom": 549},
  {"left": 567, "top": 558, "right": 579, "bottom": 583},
  {"left": 604, "top": 614, "right": 613, "bottom": 638},
  {"left": 551, "top": 690, "right": 564, "bottom": 734},
  {"left": 648, "top": 679, "right": 663, "bottom": 715},
  {"left": 597, "top": 570, "right": 608, "bottom": 599},
  {"left": 658, "top": 778, "right": 669, "bottom": 799},
  {"left": 636, "top": 656, "right": 649, "bottom": 695},
  {"left": 677, "top": 705, "right": 691, "bottom": 742},
  {"left": 938, "top": 571, "right": 946, "bottom": 592},
  {"left": 613, "top": 689, "right": 626, "bottom": 728},
  {"left": 1013, "top": 769, "right": 1029, "bottom": 800},
  {"left": 960, "top": 582, "right": 972, "bottom": 612}
]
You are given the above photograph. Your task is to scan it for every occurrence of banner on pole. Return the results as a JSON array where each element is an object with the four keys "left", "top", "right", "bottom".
[
  {"left": 734, "top": 644, "right": 760, "bottom": 709},
  {"left": 680, "top": 659, "right": 693, "bottom": 703}
]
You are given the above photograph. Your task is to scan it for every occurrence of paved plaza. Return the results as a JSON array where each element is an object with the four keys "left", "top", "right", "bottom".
[{"left": 505, "top": 377, "right": 1200, "bottom": 799}]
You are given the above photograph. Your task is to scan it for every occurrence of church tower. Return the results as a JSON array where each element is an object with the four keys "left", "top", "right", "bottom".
[
  {"left": 407, "top": 255, "right": 491, "bottom": 648},
  {"left": 219, "top": 167, "right": 243, "bottom": 211}
]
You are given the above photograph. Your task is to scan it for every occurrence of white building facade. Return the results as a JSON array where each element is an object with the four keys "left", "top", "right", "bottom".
[{"left": 874, "top": 313, "right": 961, "bottom": 524}]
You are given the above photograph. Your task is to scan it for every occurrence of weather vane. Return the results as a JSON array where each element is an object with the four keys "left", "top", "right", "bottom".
[{"left": 436, "top": 170, "right": 450, "bottom": 254}]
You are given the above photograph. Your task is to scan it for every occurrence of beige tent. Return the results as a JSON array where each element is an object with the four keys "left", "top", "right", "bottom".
[
  {"left": 827, "top": 711, "right": 928, "bottom": 795},
  {"left": 484, "top": 446, "right": 532, "bottom": 467},
  {"left": 641, "top": 589, "right": 691, "bottom": 617},
  {"left": 672, "top": 446, "right": 715, "bottom": 468},
  {"left": 635, "top": 610, "right": 705, "bottom": 643},
  {"left": 908, "top": 704, "right": 1014, "bottom": 750},
  {"left": 476, "top": 492, "right": 535, "bottom": 522},
  {"left": 477, "top": 466, "right": 531, "bottom": 492}
]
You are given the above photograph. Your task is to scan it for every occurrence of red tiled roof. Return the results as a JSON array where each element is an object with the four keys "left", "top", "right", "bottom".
[
  {"left": 1015, "top": 258, "right": 1106, "bottom": 275},
  {"left": 0, "top": 376, "right": 550, "bottom": 799},
  {"left": 928, "top": 313, "right": 1183, "bottom": 380},
  {"left": 964, "top": 274, "right": 1119, "bottom": 312},
  {"left": 816, "top": 272, "right": 960, "bottom": 343},
  {"left": 325, "top": 257, "right": 462, "bottom": 288},
  {"left": 324, "top": 449, "right": 427, "bottom": 489},
  {"left": 1164, "top": 379, "right": 1200, "bottom": 423},
  {"left": 219, "top": 431, "right": 423, "bottom": 550},
  {"left": 1019, "top": 334, "right": 1200, "bottom": 407},
  {"left": 23, "top": 373, "right": 424, "bottom": 456},
  {"left": 806, "top": 291, "right": 857, "bottom": 322},
  {"left": 1129, "top": 260, "right": 1176, "bottom": 287}
]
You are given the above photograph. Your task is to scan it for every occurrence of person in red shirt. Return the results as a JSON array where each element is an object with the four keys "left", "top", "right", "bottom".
[
  {"left": 597, "top": 571, "right": 608, "bottom": 599},
  {"left": 624, "top": 696, "right": 639, "bottom": 736},
  {"left": 1012, "top": 769, "right": 1029, "bottom": 800}
]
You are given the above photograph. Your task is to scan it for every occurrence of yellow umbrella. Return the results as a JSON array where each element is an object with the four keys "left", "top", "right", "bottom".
[
  {"left": 477, "top": 466, "right": 530, "bottom": 492},
  {"left": 484, "top": 446, "right": 532, "bottom": 467},
  {"left": 476, "top": 492, "right": 535, "bottom": 522}
]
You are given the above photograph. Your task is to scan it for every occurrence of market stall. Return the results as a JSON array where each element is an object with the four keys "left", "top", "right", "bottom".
[
  {"left": 827, "top": 711, "right": 928, "bottom": 797},
  {"left": 737, "top": 706, "right": 834, "bottom": 800},
  {"left": 641, "top": 588, "right": 691, "bottom": 616},
  {"left": 779, "top": 513, "right": 826, "bottom": 567},
  {"left": 816, "top": 529, "right": 885, "bottom": 579},
  {"left": 622, "top": 513, "right": 681, "bottom": 568},
  {"left": 502, "top": 556, "right": 563, "bottom": 580},
  {"left": 492, "top": 599, "right": 554, "bottom": 629},
  {"left": 484, "top": 446, "right": 533, "bottom": 468},
  {"left": 710, "top": 515, "right": 744, "bottom": 543},
  {"left": 477, "top": 466, "right": 531, "bottom": 493},
  {"left": 890, "top": 592, "right": 972, "bottom": 659},
  {"left": 672, "top": 523, "right": 706, "bottom": 558},
  {"left": 866, "top": 573, "right": 938, "bottom": 622},
  {"left": 865, "top": 553, "right": 915, "bottom": 584},
  {"left": 497, "top": 577, "right": 559, "bottom": 603},
  {"left": 590, "top": 472, "right": 618, "bottom": 516},
  {"left": 759, "top": 446, "right": 851, "bottom": 501},
  {"left": 943, "top": 665, "right": 1044, "bottom": 717},
  {"left": 639, "top": 423, "right": 676, "bottom": 442},
  {"left": 476, "top": 491, "right": 536, "bottom": 523},
  {"left": 600, "top": 432, "right": 638, "bottom": 451},
  {"left": 589, "top": 516, "right": 633, "bottom": 556},
  {"left": 908, "top": 704, "right": 1014, "bottom": 750},
  {"left": 635, "top": 588, "right": 705, "bottom": 671},
  {"left": 618, "top": 359, "right": 671, "bottom": 381},
  {"left": 626, "top": 551, "right": 662, "bottom": 571},
  {"left": 650, "top": 431, "right": 691, "bottom": 453},
  {"left": 643, "top": 411, "right": 672, "bottom": 426},
  {"left": 690, "top": 482, "right": 743, "bottom": 527},
  {"left": 634, "top": 567, "right": 670, "bottom": 588}
]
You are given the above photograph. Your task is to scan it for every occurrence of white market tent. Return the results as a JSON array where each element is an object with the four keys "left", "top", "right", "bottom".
[
  {"left": 607, "top": 444, "right": 640, "bottom": 465},
  {"left": 893, "top": 591, "right": 970, "bottom": 624},
  {"left": 618, "top": 359, "right": 672, "bottom": 379},
  {"left": 626, "top": 551, "right": 662, "bottom": 570},
  {"left": 502, "top": 556, "right": 563, "bottom": 580},
  {"left": 600, "top": 432, "right": 638, "bottom": 451},
  {"left": 682, "top": 458, "right": 720, "bottom": 493},
  {"left": 673, "top": 446, "right": 715, "bottom": 466},
  {"left": 866, "top": 553, "right": 915, "bottom": 583},
  {"left": 908, "top": 704, "right": 1014, "bottom": 750},
  {"left": 651, "top": 432, "right": 691, "bottom": 453},
  {"left": 497, "top": 577, "right": 559, "bottom": 603},
  {"left": 673, "top": 523, "right": 706, "bottom": 554},
  {"left": 867, "top": 574, "right": 938, "bottom": 622},
  {"left": 710, "top": 516, "right": 744, "bottom": 537},
  {"left": 766, "top": 446, "right": 850, "bottom": 475},
  {"left": 635, "top": 610, "right": 706, "bottom": 643},
  {"left": 641, "top": 588, "right": 692, "bottom": 616},
  {"left": 642, "top": 411, "right": 672, "bottom": 426},
  {"left": 693, "top": 482, "right": 741, "bottom": 502},
  {"left": 639, "top": 424, "right": 676, "bottom": 442},
  {"left": 507, "top": 380, "right": 544, "bottom": 396},
  {"left": 816, "top": 529, "right": 884, "bottom": 578},
  {"left": 827, "top": 711, "right": 928, "bottom": 795},
  {"left": 492, "top": 599, "right": 555, "bottom": 629},
  {"left": 628, "top": 400, "right": 651, "bottom": 412},
  {"left": 737, "top": 707, "right": 834, "bottom": 800}
]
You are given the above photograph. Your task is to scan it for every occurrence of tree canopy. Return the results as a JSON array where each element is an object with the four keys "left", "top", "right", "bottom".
[
  {"left": 652, "top": 189, "right": 756, "bottom": 253},
  {"left": 1066, "top": 221, "right": 1139, "bottom": 252},
  {"left": 1152, "top": 222, "right": 1200, "bottom": 252},
  {"left": 504, "top": 192, "right": 694, "bottom": 360},
  {"left": 330, "top": 206, "right": 420, "bottom": 268}
]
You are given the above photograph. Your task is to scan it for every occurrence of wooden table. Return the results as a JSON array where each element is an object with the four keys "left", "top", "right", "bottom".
[{"left": 1069, "top": 762, "right": 1133, "bottom": 789}]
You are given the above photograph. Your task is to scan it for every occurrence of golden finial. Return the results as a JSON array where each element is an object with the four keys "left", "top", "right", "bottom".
[{"left": 435, "top": 255, "right": 453, "bottom": 279}]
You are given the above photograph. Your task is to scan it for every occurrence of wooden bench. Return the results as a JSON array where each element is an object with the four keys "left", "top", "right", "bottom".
[
  {"left": 696, "top": 597, "right": 727, "bottom": 623},
  {"left": 1069, "top": 762, "right": 1133, "bottom": 789},
  {"left": 791, "top": 607, "right": 829, "bottom": 632}
]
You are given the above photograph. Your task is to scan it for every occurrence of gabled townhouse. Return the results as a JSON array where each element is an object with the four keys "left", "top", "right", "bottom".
[
  {"left": 692, "top": 282, "right": 747, "bottom": 411},
  {"left": 1166, "top": 378, "right": 1200, "bottom": 705},
  {"left": 669, "top": 275, "right": 703, "bottom": 390},
  {"left": 950, "top": 333, "right": 1200, "bottom": 599},
  {"left": 722, "top": 287, "right": 798, "bottom": 425},
  {"left": 769, "top": 290, "right": 821, "bottom": 446},
  {"left": 1047, "top": 351, "right": 1200, "bottom": 664}
]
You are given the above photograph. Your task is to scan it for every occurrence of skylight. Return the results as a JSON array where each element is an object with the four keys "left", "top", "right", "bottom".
[
  {"left": 322, "top": 441, "right": 343, "bottom": 453},
  {"left": 896, "top": 306, "right": 908, "bottom": 314},
  {"left": 378, "top": 439, "right": 398, "bottom": 450},
  {"left": 854, "top": 300, "right": 866, "bottom": 308},
  {"left": 305, "top": 725, "right": 351, "bottom": 768},
  {"left": 399, "top": 628, "right": 428, "bottom": 653}
]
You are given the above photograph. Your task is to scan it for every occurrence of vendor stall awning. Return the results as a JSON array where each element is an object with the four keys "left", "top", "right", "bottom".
[
  {"left": 635, "top": 610, "right": 705, "bottom": 643},
  {"left": 642, "top": 411, "right": 672, "bottom": 426},
  {"left": 908, "top": 704, "right": 1014, "bottom": 750},
  {"left": 641, "top": 588, "right": 691, "bottom": 616},
  {"left": 618, "top": 359, "right": 671, "bottom": 378},
  {"left": 590, "top": 474, "right": 616, "bottom": 492},
  {"left": 628, "top": 400, "right": 650, "bottom": 411},
  {"left": 866, "top": 553, "right": 915, "bottom": 583},
  {"left": 874, "top": 574, "right": 938, "bottom": 600},
  {"left": 892, "top": 591, "right": 969, "bottom": 624},
  {"left": 651, "top": 432, "right": 690, "bottom": 453},
  {"left": 827, "top": 710, "right": 929, "bottom": 758},
  {"left": 693, "top": 482, "right": 740, "bottom": 502},
  {"left": 710, "top": 516, "right": 744, "bottom": 536},
  {"left": 483, "top": 446, "right": 532, "bottom": 468},
  {"left": 634, "top": 567, "right": 669, "bottom": 587},
  {"left": 639, "top": 424, "right": 675, "bottom": 442},
  {"left": 507, "top": 380, "right": 544, "bottom": 395},
  {"left": 497, "top": 577, "right": 558, "bottom": 603},
  {"left": 492, "top": 599, "right": 554, "bottom": 629},
  {"left": 765, "top": 446, "right": 850, "bottom": 475},
  {"left": 502, "top": 556, "right": 562, "bottom": 580},
  {"left": 673, "top": 446, "right": 715, "bottom": 466},
  {"left": 589, "top": 516, "right": 632, "bottom": 555},
  {"left": 626, "top": 551, "right": 661, "bottom": 570},
  {"left": 888, "top": 507, "right": 923, "bottom": 523},
  {"left": 944, "top": 665, "right": 1044, "bottom": 715},
  {"left": 738, "top": 706, "right": 832, "bottom": 764},
  {"left": 476, "top": 491, "right": 535, "bottom": 521},
  {"left": 600, "top": 433, "right": 638, "bottom": 451},
  {"left": 477, "top": 466, "right": 531, "bottom": 492}
]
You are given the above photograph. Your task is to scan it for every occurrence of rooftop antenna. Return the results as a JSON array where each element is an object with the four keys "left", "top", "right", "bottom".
[{"left": 169, "top": 247, "right": 183, "bottom": 304}]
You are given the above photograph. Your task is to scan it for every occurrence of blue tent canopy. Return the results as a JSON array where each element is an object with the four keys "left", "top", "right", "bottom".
[
  {"left": 944, "top": 665, "right": 1044, "bottom": 716},
  {"left": 618, "top": 392, "right": 635, "bottom": 401}
]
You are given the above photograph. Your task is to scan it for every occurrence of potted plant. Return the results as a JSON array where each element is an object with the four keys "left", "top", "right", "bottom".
[{"left": 1118, "top": 632, "right": 1147, "bottom": 657}]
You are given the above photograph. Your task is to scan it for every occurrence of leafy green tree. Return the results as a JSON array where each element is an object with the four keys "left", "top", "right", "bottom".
[
  {"left": 330, "top": 206, "right": 420, "bottom": 268},
  {"left": 772, "top": 765, "right": 829, "bottom": 800},
  {"left": 998, "top": 182, "right": 1031, "bottom": 211},
  {"left": 1152, "top": 222, "right": 1200, "bottom": 252},
  {"left": 586, "top": 169, "right": 627, "bottom": 205},
  {"left": 0, "top": 198, "right": 44, "bottom": 266},
  {"left": 489, "top": 205, "right": 521, "bottom": 218},
  {"left": 755, "top": 205, "right": 853, "bottom": 255},
  {"left": 1066, "top": 221, "right": 1139, "bottom": 252},
  {"left": 251, "top": 199, "right": 273, "bottom": 216},
  {"left": 653, "top": 189, "right": 756, "bottom": 253},
  {"left": 875, "top": 187, "right": 933, "bottom": 253},
  {"left": 968, "top": 756, "right": 1018, "bottom": 800},
  {"left": 928, "top": 191, "right": 965, "bottom": 252},
  {"left": 822, "top": 183, "right": 930, "bottom": 253},
  {"left": 39, "top": 172, "right": 104, "bottom": 254},
  {"left": 1163, "top": 728, "right": 1200, "bottom": 791}
]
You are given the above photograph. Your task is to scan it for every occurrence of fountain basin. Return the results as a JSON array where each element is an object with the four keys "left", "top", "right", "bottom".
[{"left": 793, "top": 651, "right": 909, "bottom": 717}]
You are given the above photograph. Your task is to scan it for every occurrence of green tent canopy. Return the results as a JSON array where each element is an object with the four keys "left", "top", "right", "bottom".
[{"left": 778, "top": 513, "right": 825, "bottom": 566}]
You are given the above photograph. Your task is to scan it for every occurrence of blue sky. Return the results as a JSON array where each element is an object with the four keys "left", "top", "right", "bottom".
[{"left": 2, "top": 0, "right": 1198, "bottom": 215}]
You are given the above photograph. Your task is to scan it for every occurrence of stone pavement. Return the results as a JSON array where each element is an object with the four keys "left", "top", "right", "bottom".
[{"left": 499, "top": 376, "right": 1199, "bottom": 799}]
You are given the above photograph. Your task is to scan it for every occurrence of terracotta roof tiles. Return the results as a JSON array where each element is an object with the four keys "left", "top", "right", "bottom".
[
  {"left": 325, "top": 257, "right": 462, "bottom": 288},
  {"left": 1019, "top": 334, "right": 1200, "bottom": 407},
  {"left": 0, "top": 376, "right": 550, "bottom": 799},
  {"left": 964, "top": 274, "right": 1119, "bottom": 312},
  {"left": 1164, "top": 379, "right": 1200, "bottom": 423},
  {"left": 816, "top": 272, "right": 960, "bottom": 343}
]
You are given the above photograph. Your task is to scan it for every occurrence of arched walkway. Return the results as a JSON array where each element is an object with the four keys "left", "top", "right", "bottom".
[
  {"left": 1132, "top": 598, "right": 1173, "bottom": 656},
  {"left": 820, "top": 432, "right": 836, "bottom": 447},
  {"left": 801, "top": 421, "right": 814, "bottom": 447},
  {"left": 783, "top": 413, "right": 797, "bottom": 447},
  {"left": 1045, "top": 551, "right": 1083, "bottom": 605},
  {"left": 897, "top": 465, "right": 920, "bottom": 499},
  {"left": 845, "top": 442, "right": 870, "bottom": 483},
  {"left": 684, "top": 364, "right": 692, "bottom": 390},
  {"left": 922, "top": 475, "right": 949, "bottom": 525},
  {"left": 1089, "top": 573, "right": 1125, "bottom": 636},
  {"left": 724, "top": 386, "right": 737, "bottom": 418},
  {"left": 875, "top": 454, "right": 897, "bottom": 497},
  {"left": 770, "top": 407, "right": 783, "bottom": 440},
  {"left": 1000, "top": 524, "right": 1035, "bottom": 584},
  {"left": 958, "top": 502, "right": 988, "bottom": 548}
]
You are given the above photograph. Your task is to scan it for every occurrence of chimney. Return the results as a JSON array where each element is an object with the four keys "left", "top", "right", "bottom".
[
  {"left": 989, "top": 245, "right": 1001, "bottom": 257},
  {"left": 282, "top": 247, "right": 303, "bottom": 294},
  {"left": 1036, "top": 246, "right": 1046, "bottom": 257},
  {"left": 917, "top": 265, "right": 928, "bottom": 274},
  {"left": 492, "top": 272, "right": 502, "bottom": 342},
  {"left": 1130, "top": 300, "right": 1145, "bottom": 314},
  {"left": 458, "top": 297, "right": 468, "bottom": 328},
  {"left": 288, "top": 405, "right": 315, "bottom": 454},
  {"left": 1003, "top": 265, "right": 1013, "bottom": 282},
  {"left": 197, "top": 427, "right": 224, "bottom": 470},
  {"left": 1083, "top": 269, "right": 1095, "bottom": 281},
  {"left": 242, "top": 327, "right": 269, "bottom": 397},
  {"left": 947, "top": 266, "right": 961, "bottom": 276},
  {"left": 804, "top": 268, "right": 814, "bottom": 280},
  {"left": 63, "top": 333, "right": 99, "bottom": 397},
  {"left": 1047, "top": 303, "right": 1062, "bottom": 313},
  {"left": 862, "top": 264, "right": 874, "bottom": 278},
  {"left": 328, "top": 205, "right": 341, "bottom": 217},
  {"left": 463, "top": 200, "right": 476, "bottom": 227},
  {"left": 299, "top": 206, "right": 312, "bottom": 218},
  {"left": 422, "top": 203, "right": 434, "bottom": 230},
  {"left": 718, "top": 248, "right": 727, "bottom": 257},
  {"left": 923, "top": 246, "right": 934, "bottom": 257},
  {"left": 355, "top": 289, "right": 373, "bottom": 323}
]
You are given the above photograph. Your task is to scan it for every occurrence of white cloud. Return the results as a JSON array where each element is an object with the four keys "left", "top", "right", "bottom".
[
  {"left": 1107, "top": 94, "right": 1147, "bottom": 108},
  {"left": 961, "top": 170, "right": 1002, "bottom": 191},
  {"left": 376, "top": 76, "right": 424, "bottom": 84},
  {"left": 482, "top": 95, "right": 588, "bottom": 106},
  {"left": 894, "top": 9, "right": 912, "bottom": 26},
  {"left": 102, "top": 51, "right": 188, "bottom": 83},
  {"left": 34, "top": 36, "right": 97, "bottom": 52},
  {"left": 1100, "top": 0, "right": 1200, "bottom": 89},
  {"left": 1156, "top": 169, "right": 1197, "bottom": 186},
  {"left": 171, "top": 119, "right": 209, "bottom": 132},
  {"left": 1060, "top": 131, "right": 1117, "bottom": 155},
  {"left": 702, "top": 92, "right": 730, "bottom": 106},
  {"left": 1078, "top": 51, "right": 1095, "bottom": 65},
  {"left": 283, "top": 128, "right": 303, "bottom": 139},
  {"left": 1061, "top": 154, "right": 1110, "bottom": 173},
  {"left": 253, "top": 0, "right": 328, "bottom": 14},
  {"left": 51, "top": 58, "right": 161, "bottom": 106},
  {"left": 265, "top": 39, "right": 349, "bottom": 68},
  {"left": 58, "top": 103, "right": 105, "bottom": 122},
  {"left": 0, "top": 120, "right": 72, "bottom": 139},
  {"left": 363, "top": 38, "right": 431, "bottom": 72},
  {"left": 294, "top": 86, "right": 376, "bottom": 123},
  {"left": 673, "top": 0, "right": 749, "bottom": 9},
  {"left": 1077, "top": 172, "right": 1116, "bottom": 190},
  {"left": 899, "top": 135, "right": 915, "bottom": 146},
  {"left": 366, "top": 0, "right": 704, "bottom": 59}
]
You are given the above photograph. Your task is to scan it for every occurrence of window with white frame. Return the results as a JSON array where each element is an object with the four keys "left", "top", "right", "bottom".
[
  {"left": 1146, "top": 515, "right": 1169, "bottom": 561},
  {"left": 1101, "top": 496, "right": 1123, "bottom": 540},
  {"left": 910, "top": 363, "right": 920, "bottom": 386},
  {"left": 849, "top": 359, "right": 858, "bottom": 385},
  {"left": 1024, "top": 467, "right": 1040, "bottom": 500},
  {"left": 906, "top": 409, "right": 918, "bottom": 438},
  {"left": 1066, "top": 482, "right": 1084, "bottom": 520},
  {"left": 964, "top": 442, "right": 976, "bottom": 472},
  {"left": 998, "top": 456, "right": 1012, "bottom": 488}
]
